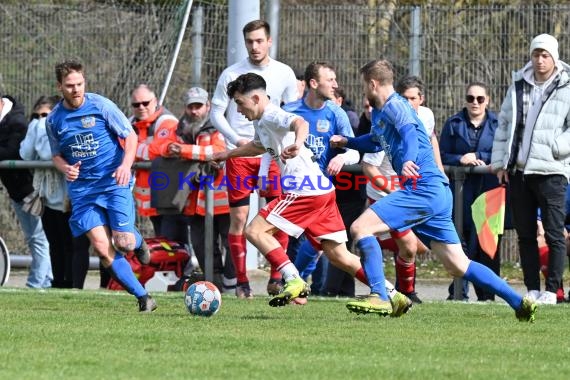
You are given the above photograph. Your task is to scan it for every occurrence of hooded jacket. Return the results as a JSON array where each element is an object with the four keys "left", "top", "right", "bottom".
[
  {"left": 491, "top": 60, "right": 570, "bottom": 178},
  {"left": 0, "top": 95, "right": 34, "bottom": 202}
]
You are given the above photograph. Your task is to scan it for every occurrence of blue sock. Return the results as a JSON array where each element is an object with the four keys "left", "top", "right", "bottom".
[
  {"left": 357, "top": 236, "right": 388, "bottom": 300},
  {"left": 463, "top": 261, "right": 522, "bottom": 309},
  {"left": 109, "top": 253, "right": 147, "bottom": 298},
  {"left": 294, "top": 240, "right": 319, "bottom": 280},
  {"left": 134, "top": 229, "right": 143, "bottom": 249}
]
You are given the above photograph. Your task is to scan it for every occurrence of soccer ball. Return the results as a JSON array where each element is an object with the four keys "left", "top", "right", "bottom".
[{"left": 184, "top": 281, "right": 222, "bottom": 317}]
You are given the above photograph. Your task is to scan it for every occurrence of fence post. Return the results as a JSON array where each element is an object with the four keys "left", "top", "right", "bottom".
[
  {"left": 203, "top": 184, "right": 214, "bottom": 283},
  {"left": 449, "top": 166, "right": 466, "bottom": 300}
]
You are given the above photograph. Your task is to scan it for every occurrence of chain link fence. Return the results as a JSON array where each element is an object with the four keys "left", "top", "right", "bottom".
[{"left": 2, "top": 0, "right": 570, "bottom": 262}]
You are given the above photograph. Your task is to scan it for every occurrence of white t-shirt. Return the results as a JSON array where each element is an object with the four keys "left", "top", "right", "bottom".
[
  {"left": 254, "top": 103, "right": 333, "bottom": 196},
  {"left": 210, "top": 58, "right": 298, "bottom": 149},
  {"left": 363, "top": 105, "right": 435, "bottom": 200},
  {"left": 418, "top": 105, "right": 435, "bottom": 137}
]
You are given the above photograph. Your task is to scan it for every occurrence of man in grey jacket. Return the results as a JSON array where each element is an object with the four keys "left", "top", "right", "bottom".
[{"left": 491, "top": 34, "right": 570, "bottom": 304}]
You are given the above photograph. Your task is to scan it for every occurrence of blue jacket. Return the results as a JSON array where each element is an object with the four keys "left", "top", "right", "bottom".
[{"left": 439, "top": 108, "right": 503, "bottom": 230}]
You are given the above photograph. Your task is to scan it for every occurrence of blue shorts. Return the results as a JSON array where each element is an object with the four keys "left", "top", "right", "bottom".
[
  {"left": 369, "top": 181, "right": 460, "bottom": 246},
  {"left": 68, "top": 185, "right": 136, "bottom": 237}
]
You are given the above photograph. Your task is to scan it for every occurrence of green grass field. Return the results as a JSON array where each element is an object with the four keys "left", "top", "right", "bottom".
[{"left": 1, "top": 288, "right": 569, "bottom": 380}]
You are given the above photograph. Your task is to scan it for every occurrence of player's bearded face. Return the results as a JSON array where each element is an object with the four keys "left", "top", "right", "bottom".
[{"left": 58, "top": 71, "right": 85, "bottom": 109}]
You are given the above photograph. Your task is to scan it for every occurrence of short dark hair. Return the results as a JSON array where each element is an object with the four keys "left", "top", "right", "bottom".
[
  {"left": 304, "top": 61, "right": 336, "bottom": 87},
  {"left": 242, "top": 20, "right": 270, "bottom": 37},
  {"left": 396, "top": 75, "right": 425, "bottom": 96},
  {"left": 227, "top": 73, "right": 267, "bottom": 98},
  {"left": 55, "top": 59, "right": 84, "bottom": 83}
]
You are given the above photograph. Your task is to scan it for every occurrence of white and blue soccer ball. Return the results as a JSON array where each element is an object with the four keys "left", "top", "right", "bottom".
[{"left": 184, "top": 281, "right": 222, "bottom": 317}]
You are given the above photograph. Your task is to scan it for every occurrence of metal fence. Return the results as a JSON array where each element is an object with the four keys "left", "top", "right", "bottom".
[{"left": 2, "top": 0, "right": 569, "bottom": 261}]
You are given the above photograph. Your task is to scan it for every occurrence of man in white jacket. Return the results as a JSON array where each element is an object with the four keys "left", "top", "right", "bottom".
[{"left": 491, "top": 33, "right": 570, "bottom": 305}]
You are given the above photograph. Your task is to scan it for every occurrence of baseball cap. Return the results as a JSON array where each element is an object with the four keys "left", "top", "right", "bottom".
[
  {"left": 184, "top": 87, "right": 209, "bottom": 105},
  {"left": 529, "top": 33, "right": 559, "bottom": 62}
]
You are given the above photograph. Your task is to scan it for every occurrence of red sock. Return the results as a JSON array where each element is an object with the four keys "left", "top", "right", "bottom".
[
  {"left": 539, "top": 245, "right": 549, "bottom": 279},
  {"left": 395, "top": 255, "right": 415, "bottom": 294},
  {"left": 265, "top": 247, "right": 291, "bottom": 272},
  {"left": 228, "top": 233, "right": 248, "bottom": 283},
  {"left": 355, "top": 267, "right": 369, "bottom": 286},
  {"left": 270, "top": 230, "right": 289, "bottom": 280},
  {"left": 379, "top": 238, "right": 399, "bottom": 253}
]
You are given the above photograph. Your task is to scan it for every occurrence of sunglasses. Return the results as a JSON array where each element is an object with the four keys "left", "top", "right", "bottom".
[
  {"left": 31, "top": 112, "right": 49, "bottom": 119},
  {"left": 131, "top": 100, "right": 152, "bottom": 108},
  {"left": 465, "top": 95, "right": 486, "bottom": 104}
]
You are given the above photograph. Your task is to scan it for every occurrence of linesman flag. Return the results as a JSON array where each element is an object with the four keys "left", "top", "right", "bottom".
[{"left": 471, "top": 185, "right": 506, "bottom": 259}]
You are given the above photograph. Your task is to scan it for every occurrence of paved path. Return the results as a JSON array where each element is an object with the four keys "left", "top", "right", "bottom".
[{"left": 4, "top": 269, "right": 526, "bottom": 303}]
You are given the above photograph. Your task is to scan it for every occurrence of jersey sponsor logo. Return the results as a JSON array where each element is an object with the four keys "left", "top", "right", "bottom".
[
  {"left": 316, "top": 119, "right": 330, "bottom": 133},
  {"left": 305, "top": 134, "right": 325, "bottom": 159},
  {"left": 81, "top": 116, "right": 96, "bottom": 128},
  {"left": 70, "top": 133, "right": 99, "bottom": 158}
]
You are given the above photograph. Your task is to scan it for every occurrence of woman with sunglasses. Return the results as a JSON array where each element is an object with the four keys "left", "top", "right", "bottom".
[
  {"left": 19, "top": 95, "right": 91, "bottom": 288},
  {"left": 439, "top": 82, "right": 504, "bottom": 301}
]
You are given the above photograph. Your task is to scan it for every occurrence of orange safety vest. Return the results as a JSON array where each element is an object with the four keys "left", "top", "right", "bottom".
[
  {"left": 150, "top": 118, "right": 229, "bottom": 216},
  {"left": 131, "top": 107, "right": 178, "bottom": 217}
]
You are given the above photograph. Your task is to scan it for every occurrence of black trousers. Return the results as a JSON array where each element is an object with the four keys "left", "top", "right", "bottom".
[
  {"left": 41, "top": 207, "right": 90, "bottom": 289},
  {"left": 510, "top": 172, "right": 567, "bottom": 293}
]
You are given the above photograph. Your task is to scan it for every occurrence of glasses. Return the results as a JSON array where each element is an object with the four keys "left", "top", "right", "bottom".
[
  {"left": 465, "top": 95, "right": 486, "bottom": 104},
  {"left": 131, "top": 100, "right": 153, "bottom": 108},
  {"left": 31, "top": 112, "right": 49, "bottom": 119}
]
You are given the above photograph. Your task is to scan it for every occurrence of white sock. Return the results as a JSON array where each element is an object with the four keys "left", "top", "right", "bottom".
[
  {"left": 280, "top": 262, "right": 300, "bottom": 282},
  {"left": 385, "top": 279, "right": 396, "bottom": 300}
]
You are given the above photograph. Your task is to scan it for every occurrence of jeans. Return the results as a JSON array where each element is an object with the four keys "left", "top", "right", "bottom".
[
  {"left": 11, "top": 199, "right": 52, "bottom": 288},
  {"left": 510, "top": 172, "right": 567, "bottom": 293}
]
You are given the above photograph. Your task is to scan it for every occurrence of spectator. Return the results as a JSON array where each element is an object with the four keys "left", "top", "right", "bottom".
[
  {"left": 440, "top": 81, "right": 502, "bottom": 301},
  {"left": 47, "top": 59, "right": 155, "bottom": 312},
  {"left": 332, "top": 59, "right": 536, "bottom": 322},
  {"left": 129, "top": 84, "right": 179, "bottom": 237},
  {"left": 0, "top": 92, "right": 52, "bottom": 288},
  {"left": 150, "top": 87, "right": 235, "bottom": 292},
  {"left": 19, "top": 95, "right": 91, "bottom": 289},
  {"left": 210, "top": 20, "right": 298, "bottom": 298},
  {"left": 294, "top": 68, "right": 306, "bottom": 100},
  {"left": 491, "top": 33, "right": 570, "bottom": 305}
]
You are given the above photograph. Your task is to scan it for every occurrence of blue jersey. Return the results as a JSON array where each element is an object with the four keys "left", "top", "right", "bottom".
[
  {"left": 283, "top": 98, "right": 354, "bottom": 174},
  {"left": 47, "top": 93, "right": 134, "bottom": 196},
  {"left": 370, "top": 93, "right": 447, "bottom": 186}
]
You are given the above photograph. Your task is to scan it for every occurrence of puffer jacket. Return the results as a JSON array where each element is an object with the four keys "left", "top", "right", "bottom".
[
  {"left": 491, "top": 60, "right": 570, "bottom": 178},
  {"left": 0, "top": 96, "right": 34, "bottom": 202}
]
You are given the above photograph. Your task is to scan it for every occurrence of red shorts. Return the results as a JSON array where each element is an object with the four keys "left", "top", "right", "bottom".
[
  {"left": 258, "top": 191, "right": 347, "bottom": 250},
  {"left": 226, "top": 157, "right": 282, "bottom": 203}
]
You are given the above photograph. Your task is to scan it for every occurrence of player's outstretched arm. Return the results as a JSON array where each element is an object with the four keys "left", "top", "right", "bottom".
[
  {"left": 331, "top": 133, "right": 382, "bottom": 153},
  {"left": 211, "top": 141, "right": 266, "bottom": 164}
]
